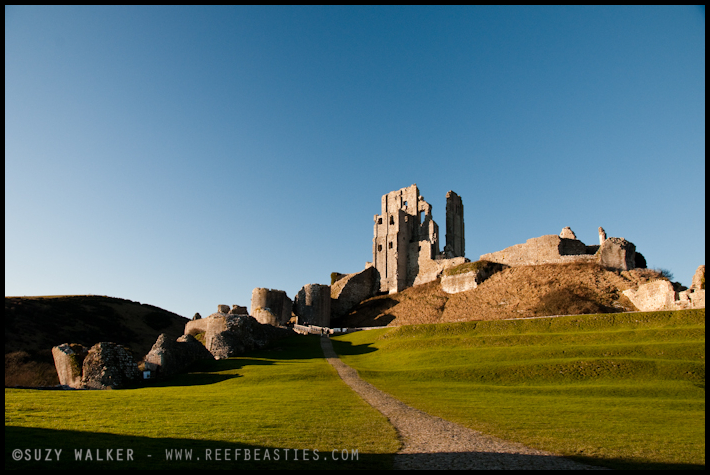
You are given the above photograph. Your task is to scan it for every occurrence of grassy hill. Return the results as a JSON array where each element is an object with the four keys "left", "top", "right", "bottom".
[
  {"left": 332, "top": 309, "right": 705, "bottom": 469},
  {"left": 5, "top": 295, "right": 189, "bottom": 387},
  {"left": 336, "top": 262, "right": 668, "bottom": 327}
]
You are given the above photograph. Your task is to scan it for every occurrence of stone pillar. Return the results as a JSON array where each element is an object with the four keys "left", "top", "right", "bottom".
[
  {"left": 445, "top": 191, "right": 465, "bottom": 258},
  {"left": 598, "top": 227, "right": 607, "bottom": 245},
  {"left": 294, "top": 284, "right": 331, "bottom": 327}
]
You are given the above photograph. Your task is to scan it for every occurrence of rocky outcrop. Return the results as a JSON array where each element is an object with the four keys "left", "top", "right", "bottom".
[
  {"left": 218, "top": 304, "right": 230, "bottom": 314},
  {"left": 81, "top": 342, "right": 141, "bottom": 389},
  {"left": 331, "top": 267, "right": 379, "bottom": 319},
  {"left": 51, "top": 343, "right": 87, "bottom": 388},
  {"left": 143, "top": 333, "right": 214, "bottom": 380},
  {"left": 294, "top": 284, "right": 331, "bottom": 327}
]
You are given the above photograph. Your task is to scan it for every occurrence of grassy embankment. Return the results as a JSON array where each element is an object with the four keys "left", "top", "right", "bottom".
[
  {"left": 332, "top": 309, "right": 705, "bottom": 470},
  {"left": 5, "top": 334, "right": 398, "bottom": 470}
]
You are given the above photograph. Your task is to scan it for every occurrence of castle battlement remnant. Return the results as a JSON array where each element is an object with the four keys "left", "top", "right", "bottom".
[{"left": 372, "top": 184, "right": 467, "bottom": 294}]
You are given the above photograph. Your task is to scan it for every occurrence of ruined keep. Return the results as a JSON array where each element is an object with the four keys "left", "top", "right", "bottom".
[{"left": 372, "top": 184, "right": 467, "bottom": 294}]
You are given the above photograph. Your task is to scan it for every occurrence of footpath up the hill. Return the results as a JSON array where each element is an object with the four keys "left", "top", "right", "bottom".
[
  {"left": 337, "top": 262, "right": 665, "bottom": 328},
  {"left": 320, "top": 336, "right": 604, "bottom": 470}
]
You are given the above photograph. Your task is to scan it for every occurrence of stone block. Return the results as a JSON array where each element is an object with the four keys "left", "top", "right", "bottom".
[
  {"left": 204, "top": 315, "right": 293, "bottom": 360},
  {"left": 51, "top": 343, "right": 87, "bottom": 388},
  {"left": 217, "top": 304, "right": 230, "bottom": 314},
  {"left": 622, "top": 280, "right": 675, "bottom": 312},
  {"left": 597, "top": 237, "right": 635, "bottom": 271},
  {"left": 143, "top": 333, "right": 214, "bottom": 380}
]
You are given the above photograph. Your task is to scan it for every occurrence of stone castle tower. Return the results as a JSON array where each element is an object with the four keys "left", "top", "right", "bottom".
[{"left": 372, "top": 184, "right": 466, "bottom": 294}]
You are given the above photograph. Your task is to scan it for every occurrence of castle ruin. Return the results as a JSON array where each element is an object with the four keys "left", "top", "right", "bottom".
[{"left": 371, "top": 184, "right": 467, "bottom": 294}]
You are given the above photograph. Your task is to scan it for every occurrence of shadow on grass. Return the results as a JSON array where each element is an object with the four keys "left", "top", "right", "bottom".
[
  {"left": 4, "top": 426, "right": 393, "bottom": 470},
  {"left": 146, "top": 334, "right": 377, "bottom": 388},
  {"left": 7, "top": 427, "right": 703, "bottom": 470}
]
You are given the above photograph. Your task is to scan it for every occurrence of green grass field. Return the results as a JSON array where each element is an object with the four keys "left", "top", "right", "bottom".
[
  {"left": 332, "top": 309, "right": 705, "bottom": 470},
  {"left": 5, "top": 335, "right": 398, "bottom": 470}
]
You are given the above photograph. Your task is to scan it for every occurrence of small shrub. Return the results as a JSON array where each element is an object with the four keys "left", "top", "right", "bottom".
[{"left": 653, "top": 268, "right": 674, "bottom": 281}]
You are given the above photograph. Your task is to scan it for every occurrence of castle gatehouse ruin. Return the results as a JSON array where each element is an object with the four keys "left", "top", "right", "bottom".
[{"left": 371, "top": 184, "right": 467, "bottom": 294}]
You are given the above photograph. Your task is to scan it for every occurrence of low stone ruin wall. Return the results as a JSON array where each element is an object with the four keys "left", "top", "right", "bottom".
[
  {"left": 479, "top": 233, "right": 636, "bottom": 271},
  {"left": 623, "top": 265, "right": 705, "bottom": 311},
  {"left": 440, "top": 262, "right": 506, "bottom": 294}
]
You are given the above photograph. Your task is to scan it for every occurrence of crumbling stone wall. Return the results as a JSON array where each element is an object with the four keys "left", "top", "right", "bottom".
[
  {"left": 331, "top": 267, "right": 379, "bottom": 319},
  {"left": 479, "top": 228, "right": 637, "bottom": 272},
  {"left": 623, "top": 265, "right": 705, "bottom": 311},
  {"left": 81, "top": 342, "right": 141, "bottom": 390},
  {"left": 480, "top": 234, "right": 596, "bottom": 267},
  {"left": 294, "top": 284, "right": 331, "bottom": 327},
  {"left": 441, "top": 261, "right": 507, "bottom": 294}
]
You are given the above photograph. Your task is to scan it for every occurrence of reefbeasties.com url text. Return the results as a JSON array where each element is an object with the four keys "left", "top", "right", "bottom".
[{"left": 11, "top": 447, "right": 359, "bottom": 464}]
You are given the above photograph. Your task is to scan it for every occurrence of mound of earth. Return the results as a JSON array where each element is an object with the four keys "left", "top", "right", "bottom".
[
  {"left": 5, "top": 295, "right": 188, "bottom": 387},
  {"left": 336, "top": 262, "right": 667, "bottom": 328}
]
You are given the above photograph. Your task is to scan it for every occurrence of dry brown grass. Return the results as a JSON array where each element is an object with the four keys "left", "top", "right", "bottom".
[{"left": 339, "top": 262, "right": 656, "bottom": 327}]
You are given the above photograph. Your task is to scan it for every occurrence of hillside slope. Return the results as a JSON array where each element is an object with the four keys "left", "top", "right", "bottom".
[
  {"left": 5, "top": 295, "right": 189, "bottom": 387},
  {"left": 337, "top": 262, "right": 667, "bottom": 327}
]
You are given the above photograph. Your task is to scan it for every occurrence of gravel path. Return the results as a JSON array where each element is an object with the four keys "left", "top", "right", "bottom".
[{"left": 321, "top": 336, "right": 604, "bottom": 470}]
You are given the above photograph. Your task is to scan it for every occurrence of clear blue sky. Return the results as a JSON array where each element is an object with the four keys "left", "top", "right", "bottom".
[{"left": 6, "top": 6, "right": 705, "bottom": 319}]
